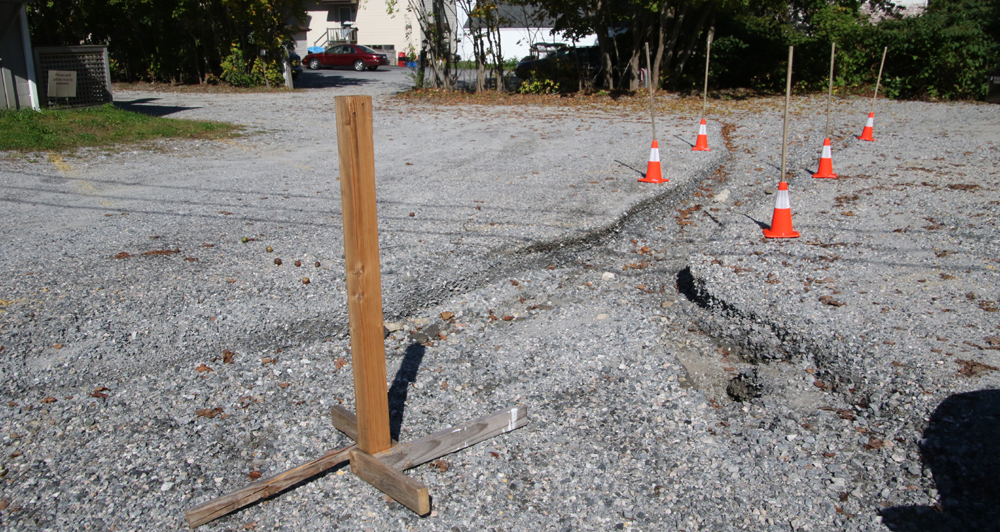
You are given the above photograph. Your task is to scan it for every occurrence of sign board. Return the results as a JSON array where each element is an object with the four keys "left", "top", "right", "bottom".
[{"left": 47, "top": 70, "right": 77, "bottom": 98}]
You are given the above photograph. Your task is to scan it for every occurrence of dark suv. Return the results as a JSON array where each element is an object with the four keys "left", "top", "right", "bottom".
[{"left": 515, "top": 46, "right": 603, "bottom": 85}]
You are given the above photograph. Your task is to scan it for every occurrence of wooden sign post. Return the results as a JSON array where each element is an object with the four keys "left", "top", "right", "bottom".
[{"left": 184, "top": 95, "right": 529, "bottom": 528}]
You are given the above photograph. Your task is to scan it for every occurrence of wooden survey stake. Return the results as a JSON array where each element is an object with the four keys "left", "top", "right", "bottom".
[{"left": 184, "top": 95, "right": 529, "bottom": 528}]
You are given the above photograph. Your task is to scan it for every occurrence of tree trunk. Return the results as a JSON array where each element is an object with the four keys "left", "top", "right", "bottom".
[
  {"left": 672, "top": 5, "right": 713, "bottom": 85},
  {"left": 660, "top": 0, "right": 690, "bottom": 84}
]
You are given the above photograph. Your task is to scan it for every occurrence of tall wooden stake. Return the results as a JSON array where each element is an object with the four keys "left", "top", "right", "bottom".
[
  {"left": 781, "top": 46, "right": 793, "bottom": 183},
  {"left": 824, "top": 42, "right": 836, "bottom": 140},
  {"left": 646, "top": 42, "right": 655, "bottom": 142},
  {"left": 335, "top": 95, "right": 391, "bottom": 455},
  {"left": 871, "top": 46, "right": 888, "bottom": 115},
  {"left": 701, "top": 31, "right": 713, "bottom": 119},
  {"left": 184, "top": 95, "right": 530, "bottom": 529}
]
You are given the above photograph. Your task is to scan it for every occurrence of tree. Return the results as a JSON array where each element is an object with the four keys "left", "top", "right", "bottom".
[{"left": 26, "top": 0, "right": 306, "bottom": 85}]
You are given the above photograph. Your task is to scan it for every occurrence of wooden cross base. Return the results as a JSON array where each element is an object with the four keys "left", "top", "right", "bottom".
[
  {"left": 185, "top": 96, "right": 529, "bottom": 528},
  {"left": 184, "top": 403, "right": 528, "bottom": 528}
]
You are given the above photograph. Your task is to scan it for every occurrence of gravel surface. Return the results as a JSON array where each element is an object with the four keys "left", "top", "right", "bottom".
[{"left": 0, "top": 81, "right": 997, "bottom": 532}]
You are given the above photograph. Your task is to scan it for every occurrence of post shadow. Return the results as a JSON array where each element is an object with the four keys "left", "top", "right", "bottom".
[
  {"left": 613, "top": 160, "right": 646, "bottom": 178},
  {"left": 387, "top": 342, "right": 426, "bottom": 441},
  {"left": 880, "top": 389, "right": 1000, "bottom": 531},
  {"left": 673, "top": 134, "right": 695, "bottom": 148}
]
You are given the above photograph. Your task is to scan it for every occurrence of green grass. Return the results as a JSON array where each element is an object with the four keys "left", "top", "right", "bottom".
[{"left": 0, "top": 103, "right": 240, "bottom": 152}]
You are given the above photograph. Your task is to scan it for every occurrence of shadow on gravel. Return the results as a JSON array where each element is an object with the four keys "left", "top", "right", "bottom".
[
  {"left": 613, "top": 159, "right": 646, "bottom": 178},
  {"left": 115, "top": 98, "right": 201, "bottom": 117},
  {"left": 294, "top": 70, "right": 391, "bottom": 89},
  {"left": 673, "top": 134, "right": 695, "bottom": 148},
  {"left": 388, "top": 342, "right": 426, "bottom": 441},
  {"left": 880, "top": 389, "right": 1000, "bottom": 531},
  {"left": 743, "top": 213, "right": 769, "bottom": 230}
]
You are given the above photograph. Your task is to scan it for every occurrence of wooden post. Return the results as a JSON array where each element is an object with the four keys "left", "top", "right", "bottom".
[
  {"left": 700, "top": 30, "right": 713, "bottom": 120},
  {"left": 646, "top": 42, "right": 656, "bottom": 142},
  {"left": 824, "top": 42, "right": 835, "bottom": 140},
  {"left": 335, "top": 95, "right": 392, "bottom": 455},
  {"left": 871, "top": 46, "right": 888, "bottom": 114},
  {"left": 780, "top": 46, "right": 793, "bottom": 183}
]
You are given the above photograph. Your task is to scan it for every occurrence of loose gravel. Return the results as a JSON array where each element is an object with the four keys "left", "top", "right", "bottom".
[{"left": 0, "top": 79, "right": 997, "bottom": 532}]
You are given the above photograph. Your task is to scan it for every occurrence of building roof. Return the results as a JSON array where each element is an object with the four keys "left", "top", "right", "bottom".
[{"left": 464, "top": 3, "right": 555, "bottom": 31}]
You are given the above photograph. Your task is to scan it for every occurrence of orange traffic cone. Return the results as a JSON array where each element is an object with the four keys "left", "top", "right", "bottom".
[
  {"left": 763, "top": 181, "right": 800, "bottom": 239},
  {"left": 812, "top": 138, "right": 838, "bottom": 179},
  {"left": 692, "top": 119, "right": 710, "bottom": 151},
  {"left": 857, "top": 112, "right": 876, "bottom": 141},
  {"left": 638, "top": 140, "right": 668, "bottom": 183}
]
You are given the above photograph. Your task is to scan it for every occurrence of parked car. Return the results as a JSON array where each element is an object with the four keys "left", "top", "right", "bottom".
[
  {"left": 302, "top": 44, "right": 390, "bottom": 72},
  {"left": 289, "top": 52, "right": 302, "bottom": 79},
  {"left": 515, "top": 45, "right": 602, "bottom": 82}
]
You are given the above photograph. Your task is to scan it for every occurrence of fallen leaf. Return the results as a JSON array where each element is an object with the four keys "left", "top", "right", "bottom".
[
  {"left": 278, "top": 382, "right": 290, "bottom": 389},
  {"left": 90, "top": 392, "right": 108, "bottom": 400},
  {"left": 956, "top": 359, "right": 999, "bottom": 377},
  {"left": 430, "top": 459, "right": 450, "bottom": 472},
  {"left": 261, "top": 357, "right": 276, "bottom": 365},
  {"left": 242, "top": 523, "right": 258, "bottom": 530},
  {"left": 93, "top": 386, "right": 109, "bottom": 393},
  {"left": 501, "top": 315, "right": 514, "bottom": 321},
  {"left": 813, "top": 380, "right": 826, "bottom": 389},
  {"left": 223, "top": 350, "right": 235, "bottom": 364},
  {"left": 114, "top": 252, "right": 130, "bottom": 259},
  {"left": 865, "top": 437, "right": 884, "bottom": 450},
  {"left": 510, "top": 280, "right": 519, "bottom": 286},
  {"left": 52, "top": 343, "right": 63, "bottom": 349},
  {"left": 8, "top": 401, "right": 18, "bottom": 407},
  {"left": 0, "top": 499, "right": 8, "bottom": 511},
  {"left": 218, "top": 211, "right": 232, "bottom": 215},
  {"left": 248, "top": 471, "right": 262, "bottom": 480},
  {"left": 41, "top": 397, "right": 56, "bottom": 404},
  {"left": 196, "top": 364, "right": 212, "bottom": 373},
  {"left": 10, "top": 451, "right": 22, "bottom": 458},
  {"left": 439, "top": 311, "right": 455, "bottom": 321},
  {"left": 489, "top": 451, "right": 500, "bottom": 458},
  {"left": 823, "top": 452, "right": 836, "bottom": 458},
  {"left": 441, "top": 381, "right": 448, "bottom": 390},
  {"left": 334, "top": 358, "right": 347, "bottom": 370},
  {"left": 196, "top": 407, "right": 223, "bottom": 418}
]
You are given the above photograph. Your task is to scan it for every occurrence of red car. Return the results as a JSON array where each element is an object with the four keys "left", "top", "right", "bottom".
[{"left": 302, "top": 44, "right": 390, "bottom": 72}]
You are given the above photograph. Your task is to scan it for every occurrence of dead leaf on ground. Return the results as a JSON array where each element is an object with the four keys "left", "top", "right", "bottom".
[
  {"left": 41, "top": 397, "right": 56, "bottom": 404},
  {"left": 248, "top": 471, "right": 262, "bottom": 480},
  {"left": 334, "top": 358, "right": 347, "bottom": 370},
  {"left": 261, "top": 357, "right": 277, "bottom": 365},
  {"left": 277, "top": 382, "right": 290, "bottom": 389},
  {"left": 196, "top": 364, "right": 212, "bottom": 372},
  {"left": 865, "top": 437, "right": 884, "bottom": 450},
  {"left": 196, "top": 407, "right": 223, "bottom": 418},
  {"left": 223, "top": 350, "right": 235, "bottom": 363},
  {"left": 440, "top": 311, "right": 455, "bottom": 321},
  {"left": 429, "top": 459, "right": 450, "bottom": 472},
  {"left": 956, "top": 359, "right": 999, "bottom": 377}
]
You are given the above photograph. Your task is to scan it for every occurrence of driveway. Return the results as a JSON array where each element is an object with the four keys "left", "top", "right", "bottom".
[{"left": 293, "top": 64, "right": 413, "bottom": 93}]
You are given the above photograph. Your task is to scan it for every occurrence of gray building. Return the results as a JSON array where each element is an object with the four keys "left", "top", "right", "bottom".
[{"left": 1, "top": 0, "right": 39, "bottom": 110}]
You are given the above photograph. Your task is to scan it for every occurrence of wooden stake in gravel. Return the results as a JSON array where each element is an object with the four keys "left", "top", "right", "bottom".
[
  {"left": 780, "top": 46, "right": 793, "bottom": 183},
  {"left": 871, "top": 46, "right": 888, "bottom": 115},
  {"left": 824, "top": 42, "right": 836, "bottom": 140},
  {"left": 646, "top": 42, "right": 656, "bottom": 142},
  {"left": 700, "top": 30, "right": 714, "bottom": 120},
  {"left": 183, "top": 95, "right": 529, "bottom": 529}
]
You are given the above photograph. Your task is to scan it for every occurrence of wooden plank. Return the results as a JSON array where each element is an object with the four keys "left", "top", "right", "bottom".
[
  {"left": 375, "top": 404, "right": 528, "bottom": 471},
  {"left": 335, "top": 95, "right": 391, "bottom": 455},
  {"left": 350, "top": 449, "right": 430, "bottom": 515},
  {"left": 330, "top": 404, "right": 359, "bottom": 442},
  {"left": 184, "top": 445, "right": 355, "bottom": 529}
]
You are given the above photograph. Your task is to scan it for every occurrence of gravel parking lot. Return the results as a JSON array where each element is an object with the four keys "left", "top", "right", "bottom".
[{"left": 0, "top": 82, "right": 998, "bottom": 532}]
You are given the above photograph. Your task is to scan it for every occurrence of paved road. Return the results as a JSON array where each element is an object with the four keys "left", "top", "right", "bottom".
[{"left": 293, "top": 64, "right": 413, "bottom": 93}]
